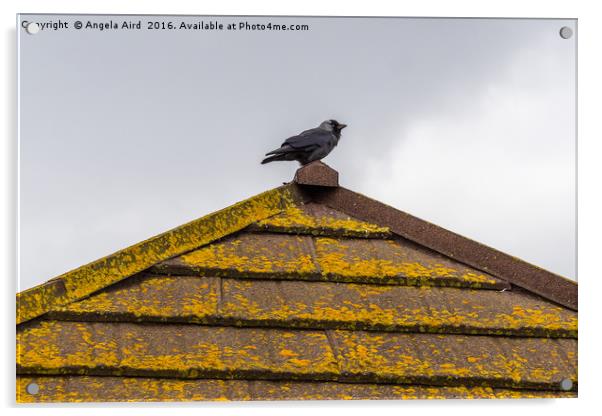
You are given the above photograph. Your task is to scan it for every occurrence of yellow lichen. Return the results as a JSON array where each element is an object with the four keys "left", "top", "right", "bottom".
[
  {"left": 57, "top": 276, "right": 577, "bottom": 337},
  {"left": 332, "top": 330, "right": 576, "bottom": 386},
  {"left": 279, "top": 349, "right": 298, "bottom": 358},
  {"left": 57, "top": 276, "right": 219, "bottom": 321},
  {"left": 315, "top": 238, "right": 498, "bottom": 286},
  {"left": 15, "top": 376, "right": 577, "bottom": 403},
  {"left": 17, "top": 321, "right": 340, "bottom": 378},
  {"left": 178, "top": 234, "right": 500, "bottom": 289},
  {"left": 181, "top": 236, "right": 317, "bottom": 275},
  {"left": 257, "top": 206, "right": 390, "bottom": 236},
  {"left": 288, "top": 358, "right": 312, "bottom": 367},
  {"left": 16, "top": 281, "right": 68, "bottom": 325}
]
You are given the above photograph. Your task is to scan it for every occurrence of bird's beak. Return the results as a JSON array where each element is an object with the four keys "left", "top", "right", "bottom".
[{"left": 339, "top": 124, "right": 347, "bottom": 129}]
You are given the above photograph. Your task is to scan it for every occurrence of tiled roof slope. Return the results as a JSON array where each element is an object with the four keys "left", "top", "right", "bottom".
[{"left": 16, "top": 163, "right": 577, "bottom": 402}]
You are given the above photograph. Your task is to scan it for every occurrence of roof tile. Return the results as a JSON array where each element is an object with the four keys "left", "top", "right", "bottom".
[
  {"left": 315, "top": 237, "right": 505, "bottom": 288},
  {"left": 153, "top": 232, "right": 508, "bottom": 289},
  {"left": 17, "top": 320, "right": 576, "bottom": 391},
  {"left": 17, "top": 321, "right": 339, "bottom": 380},
  {"left": 172, "top": 233, "right": 318, "bottom": 276},
  {"left": 16, "top": 376, "right": 577, "bottom": 403},
  {"left": 252, "top": 203, "right": 391, "bottom": 238},
  {"left": 52, "top": 274, "right": 219, "bottom": 323},
  {"left": 53, "top": 275, "right": 576, "bottom": 337},
  {"left": 218, "top": 278, "right": 576, "bottom": 337},
  {"left": 332, "top": 330, "right": 576, "bottom": 389}
]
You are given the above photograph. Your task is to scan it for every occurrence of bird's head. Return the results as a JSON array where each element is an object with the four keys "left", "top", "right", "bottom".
[{"left": 320, "top": 119, "right": 347, "bottom": 135}]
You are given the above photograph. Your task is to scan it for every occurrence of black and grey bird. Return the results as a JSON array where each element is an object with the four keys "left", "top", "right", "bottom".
[{"left": 261, "top": 119, "right": 347, "bottom": 165}]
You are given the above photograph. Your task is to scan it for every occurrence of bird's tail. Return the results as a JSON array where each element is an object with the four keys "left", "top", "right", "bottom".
[{"left": 261, "top": 154, "right": 285, "bottom": 164}]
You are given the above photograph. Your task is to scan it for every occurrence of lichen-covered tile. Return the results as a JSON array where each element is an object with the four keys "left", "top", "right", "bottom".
[
  {"left": 154, "top": 233, "right": 319, "bottom": 278},
  {"left": 315, "top": 237, "right": 506, "bottom": 289},
  {"left": 152, "top": 233, "right": 507, "bottom": 290},
  {"left": 253, "top": 203, "right": 391, "bottom": 238},
  {"left": 219, "top": 279, "right": 577, "bottom": 337},
  {"left": 331, "top": 330, "right": 577, "bottom": 390},
  {"left": 15, "top": 376, "right": 577, "bottom": 402},
  {"left": 17, "top": 280, "right": 68, "bottom": 324},
  {"left": 50, "top": 274, "right": 219, "bottom": 323},
  {"left": 17, "top": 321, "right": 339, "bottom": 380}
]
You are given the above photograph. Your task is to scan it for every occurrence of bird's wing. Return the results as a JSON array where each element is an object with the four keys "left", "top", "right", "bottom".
[{"left": 282, "top": 128, "right": 331, "bottom": 150}]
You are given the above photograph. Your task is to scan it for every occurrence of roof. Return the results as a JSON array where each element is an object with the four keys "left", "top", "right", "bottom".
[{"left": 16, "top": 162, "right": 577, "bottom": 403}]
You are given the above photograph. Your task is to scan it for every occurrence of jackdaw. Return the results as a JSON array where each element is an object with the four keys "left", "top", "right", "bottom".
[{"left": 261, "top": 119, "right": 347, "bottom": 165}]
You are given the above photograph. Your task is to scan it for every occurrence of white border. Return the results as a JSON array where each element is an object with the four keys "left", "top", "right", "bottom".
[{"left": 2, "top": 1, "right": 601, "bottom": 415}]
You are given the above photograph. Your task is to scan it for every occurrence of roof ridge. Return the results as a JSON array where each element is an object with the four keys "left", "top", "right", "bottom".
[
  {"left": 306, "top": 186, "right": 577, "bottom": 310},
  {"left": 16, "top": 184, "right": 304, "bottom": 324}
]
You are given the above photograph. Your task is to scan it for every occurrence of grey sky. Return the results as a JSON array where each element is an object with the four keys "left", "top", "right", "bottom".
[{"left": 18, "top": 15, "right": 576, "bottom": 291}]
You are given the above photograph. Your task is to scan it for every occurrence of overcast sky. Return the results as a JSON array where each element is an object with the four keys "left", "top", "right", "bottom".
[{"left": 18, "top": 15, "right": 576, "bottom": 290}]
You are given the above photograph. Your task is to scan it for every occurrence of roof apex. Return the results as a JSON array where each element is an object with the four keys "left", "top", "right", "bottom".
[{"left": 294, "top": 161, "right": 339, "bottom": 187}]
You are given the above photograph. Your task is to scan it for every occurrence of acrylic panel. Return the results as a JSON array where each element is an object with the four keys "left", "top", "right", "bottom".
[{"left": 17, "top": 14, "right": 577, "bottom": 403}]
